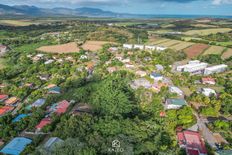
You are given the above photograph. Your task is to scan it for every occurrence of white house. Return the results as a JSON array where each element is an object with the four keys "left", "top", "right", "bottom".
[
  {"left": 123, "top": 44, "right": 133, "bottom": 49},
  {"left": 150, "top": 72, "right": 163, "bottom": 81},
  {"left": 169, "top": 86, "right": 184, "bottom": 96},
  {"left": 204, "top": 64, "right": 228, "bottom": 75},
  {"left": 165, "top": 98, "right": 187, "bottom": 110},
  {"left": 176, "top": 61, "right": 208, "bottom": 74},
  {"left": 201, "top": 88, "right": 216, "bottom": 97},
  {"left": 134, "top": 44, "right": 144, "bottom": 50},
  {"left": 145, "top": 45, "right": 156, "bottom": 51},
  {"left": 80, "top": 55, "right": 88, "bottom": 60},
  {"left": 44, "top": 59, "right": 54, "bottom": 65},
  {"left": 156, "top": 46, "right": 167, "bottom": 51}
]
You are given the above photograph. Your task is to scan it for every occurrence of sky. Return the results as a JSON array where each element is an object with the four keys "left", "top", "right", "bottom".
[{"left": 1, "top": 0, "right": 232, "bottom": 15}]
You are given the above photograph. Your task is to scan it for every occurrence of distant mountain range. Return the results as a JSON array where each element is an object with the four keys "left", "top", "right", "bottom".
[{"left": 0, "top": 4, "right": 231, "bottom": 18}]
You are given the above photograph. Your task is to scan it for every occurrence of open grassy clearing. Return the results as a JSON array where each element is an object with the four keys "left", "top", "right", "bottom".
[
  {"left": 221, "top": 48, "right": 232, "bottom": 59},
  {"left": 184, "top": 28, "right": 232, "bottom": 36},
  {"left": 192, "top": 24, "right": 218, "bottom": 28},
  {"left": 203, "top": 46, "right": 225, "bottom": 55},
  {"left": 157, "top": 40, "right": 181, "bottom": 47},
  {"left": 0, "top": 20, "right": 37, "bottom": 26},
  {"left": 184, "top": 44, "right": 209, "bottom": 58},
  {"left": 171, "top": 42, "right": 195, "bottom": 51},
  {"left": 149, "top": 38, "right": 171, "bottom": 44},
  {"left": 82, "top": 41, "right": 115, "bottom": 51}
]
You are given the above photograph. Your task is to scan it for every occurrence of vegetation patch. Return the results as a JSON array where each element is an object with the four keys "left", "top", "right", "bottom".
[
  {"left": 221, "top": 48, "right": 232, "bottom": 59},
  {"left": 203, "top": 46, "right": 225, "bottom": 55},
  {"left": 171, "top": 42, "right": 194, "bottom": 51},
  {"left": 37, "top": 42, "right": 80, "bottom": 53},
  {"left": 184, "top": 28, "right": 232, "bottom": 36},
  {"left": 184, "top": 43, "right": 209, "bottom": 58}
]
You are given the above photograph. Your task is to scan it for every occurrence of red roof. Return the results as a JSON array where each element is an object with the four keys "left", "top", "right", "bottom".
[
  {"left": 0, "top": 106, "right": 14, "bottom": 115},
  {"left": 36, "top": 118, "right": 52, "bottom": 129},
  {"left": 55, "top": 100, "right": 70, "bottom": 114},
  {"left": 160, "top": 111, "right": 166, "bottom": 117},
  {"left": 202, "top": 77, "right": 215, "bottom": 82},
  {"left": 177, "top": 130, "right": 207, "bottom": 155},
  {"left": 187, "top": 149, "right": 200, "bottom": 155},
  {"left": 0, "top": 95, "right": 8, "bottom": 100}
]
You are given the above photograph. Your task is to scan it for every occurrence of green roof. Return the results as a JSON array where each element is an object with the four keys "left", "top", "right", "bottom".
[
  {"left": 216, "top": 150, "right": 232, "bottom": 155},
  {"left": 167, "top": 98, "right": 187, "bottom": 106}
]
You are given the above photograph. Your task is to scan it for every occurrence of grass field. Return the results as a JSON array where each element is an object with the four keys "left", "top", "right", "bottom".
[
  {"left": 149, "top": 38, "right": 171, "bottom": 45},
  {"left": 184, "top": 28, "right": 232, "bottom": 36},
  {"left": 157, "top": 40, "right": 181, "bottom": 47},
  {"left": 221, "top": 48, "right": 232, "bottom": 59},
  {"left": 0, "top": 20, "right": 36, "bottom": 26},
  {"left": 171, "top": 42, "right": 195, "bottom": 51},
  {"left": 203, "top": 46, "right": 225, "bottom": 55},
  {"left": 184, "top": 44, "right": 209, "bottom": 58},
  {"left": 37, "top": 42, "right": 80, "bottom": 53}
]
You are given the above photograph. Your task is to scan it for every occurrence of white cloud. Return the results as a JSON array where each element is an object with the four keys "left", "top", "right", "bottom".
[{"left": 212, "top": 0, "right": 232, "bottom": 5}]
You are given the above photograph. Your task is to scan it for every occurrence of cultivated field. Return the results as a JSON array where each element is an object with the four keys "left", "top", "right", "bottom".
[
  {"left": 148, "top": 38, "right": 170, "bottom": 45},
  {"left": 184, "top": 28, "right": 232, "bottom": 36},
  {"left": 37, "top": 42, "right": 80, "bottom": 53},
  {"left": 0, "top": 20, "right": 36, "bottom": 26},
  {"left": 82, "top": 41, "right": 114, "bottom": 51},
  {"left": 171, "top": 42, "right": 195, "bottom": 51},
  {"left": 203, "top": 46, "right": 225, "bottom": 55},
  {"left": 221, "top": 48, "right": 232, "bottom": 59},
  {"left": 184, "top": 44, "right": 209, "bottom": 58},
  {"left": 158, "top": 40, "right": 181, "bottom": 47}
]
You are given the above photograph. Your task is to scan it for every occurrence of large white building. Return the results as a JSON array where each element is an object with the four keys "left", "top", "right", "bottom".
[
  {"left": 176, "top": 61, "right": 208, "bottom": 74},
  {"left": 134, "top": 44, "right": 144, "bottom": 50},
  {"left": 204, "top": 64, "right": 228, "bottom": 75},
  {"left": 123, "top": 44, "right": 133, "bottom": 49},
  {"left": 201, "top": 88, "right": 216, "bottom": 97},
  {"left": 145, "top": 45, "right": 156, "bottom": 51}
]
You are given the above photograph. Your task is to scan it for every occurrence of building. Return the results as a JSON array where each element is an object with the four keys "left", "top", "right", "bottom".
[
  {"left": 135, "top": 71, "right": 147, "bottom": 77},
  {"left": 134, "top": 44, "right": 144, "bottom": 50},
  {"left": 152, "top": 82, "right": 168, "bottom": 92},
  {"left": 202, "top": 77, "right": 216, "bottom": 85},
  {"left": 107, "top": 67, "right": 117, "bottom": 73},
  {"left": 121, "top": 58, "right": 130, "bottom": 63},
  {"left": 12, "top": 114, "right": 30, "bottom": 123},
  {"left": 4, "top": 97, "right": 19, "bottom": 106},
  {"left": 165, "top": 98, "right": 187, "bottom": 109},
  {"left": 156, "top": 46, "right": 167, "bottom": 51},
  {"left": 123, "top": 44, "right": 133, "bottom": 49},
  {"left": 31, "top": 99, "right": 46, "bottom": 108},
  {"left": 177, "top": 130, "right": 207, "bottom": 155},
  {"left": 201, "top": 88, "right": 216, "bottom": 97},
  {"left": 44, "top": 137, "right": 64, "bottom": 152},
  {"left": 176, "top": 61, "right": 208, "bottom": 74},
  {"left": 44, "top": 59, "right": 54, "bottom": 65},
  {"left": 145, "top": 45, "right": 156, "bottom": 51},
  {"left": 204, "top": 64, "right": 228, "bottom": 75},
  {"left": 39, "top": 74, "right": 50, "bottom": 81},
  {"left": 0, "top": 137, "right": 32, "bottom": 155},
  {"left": 48, "top": 86, "right": 61, "bottom": 94},
  {"left": 150, "top": 72, "right": 163, "bottom": 81},
  {"left": 0, "top": 45, "right": 7, "bottom": 53},
  {"left": 36, "top": 117, "right": 52, "bottom": 131},
  {"left": 0, "top": 94, "right": 8, "bottom": 102},
  {"left": 0, "top": 106, "right": 14, "bottom": 116},
  {"left": 130, "top": 78, "right": 152, "bottom": 89},
  {"left": 156, "top": 64, "right": 164, "bottom": 71},
  {"left": 108, "top": 47, "right": 118, "bottom": 52},
  {"left": 49, "top": 100, "right": 70, "bottom": 115},
  {"left": 169, "top": 86, "right": 184, "bottom": 96}
]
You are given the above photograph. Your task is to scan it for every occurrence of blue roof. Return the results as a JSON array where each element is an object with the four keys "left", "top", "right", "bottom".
[
  {"left": 32, "top": 99, "right": 46, "bottom": 107},
  {"left": 12, "top": 114, "right": 30, "bottom": 123},
  {"left": 151, "top": 72, "right": 162, "bottom": 77},
  {"left": 0, "top": 137, "right": 32, "bottom": 155},
  {"left": 48, "top": 86, "right": 61, "bottom": 93}
]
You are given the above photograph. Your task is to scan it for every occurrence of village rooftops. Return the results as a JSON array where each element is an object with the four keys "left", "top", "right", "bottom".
[
  {"left": 32, "top": 99, "right": 46, "bottom": 108},
  {"left": 0, "top": 137, "right": 32, "bottom": 155},
  {"left": 0, "top": 94, "right": 8, "bottom": 102},
  {"left": 204, "top": 64, "right": 228, "bottom": 75},
  {"left": 48, "top": 86, "right": 61, "bottom": 94},
  {"left": 0, "top": 106, "right": 14, "bottom": 116},
  {"left": 49, "top": 100, "right": 70, "bottom": 114},
  {"left": 202, "top": 77, "right": 216, "bottom": 85},
  {"left": 201, "top": 88, "right": 216, "bottom": 97},
  {"left": 36, "top": 117, "right": 52, "bottom": 131},
  {"left": 12, "top": 114, "right": 30, "bottom": 123},
  {"left": 130, "top": 78, "right": 152, "bottom": 89},
  {"left": 177, "top": 130, "right": 207, "bottom": 155},
  {"left": 4, "top": 97, "right": 19, "bottom": 106},
  {"left": 165, "top": 98, "right": 187, "bottom": 109},
  {"left": 150, "top": 72, "right": 163, "bottom": 81}
]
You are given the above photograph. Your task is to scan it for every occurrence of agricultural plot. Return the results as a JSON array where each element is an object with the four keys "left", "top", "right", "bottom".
[
  {"left": 184, "top": 28, "right": 232, "bottom": 36},
  {"left": 184, "top": 44, "right": 209, "bottom": 58},
  {"left": 158, "top": 40, "right": 181, "bottom": 47},
  {"left": 82, "top": 41, "right": 114, "bottom": 51},
  {"left": 203, "top": 46, "right": 225, "bottom": 55},
  {"left": 221, "top": 48, "right": 232, "bottom": 59},
  {"left": 0, "top": 20, "right": 36, "bottom": 26},
  {"left": 149, "top": 38, "right": 170, "bottom": 45},
  {"left": 171, "top": 42, "right": 195, "bottom": 51},
  {"left": 37, "top": 42, "right": 80, "bottom": 53}
]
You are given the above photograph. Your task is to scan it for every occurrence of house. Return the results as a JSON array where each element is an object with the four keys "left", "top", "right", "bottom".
[
  {"left": 0, "top": 137, "right": 32, "bottom": 155},
  {"left": 134, "top": 44, "right": 144, "bottom": 50},
  {"left": 4, "top": 97, "right": 19, "bottom": 106},
  {"left": 145, "top": 45, "right": 156, "bottom": 51},
  {"left": 202, "top": 77, "right": 216, "bottom": 85},
  {"left": 0, "top": 106, "right": 14, "bottom": 116},
  {"left": 165, "top": 98, "right": 187, "bottom": 109},
  {"left": 135, "top": 71, "right": 147, "bottom": 77},
  {"left": 39, "top": 74, "right": 50, "bottom": 81},
  {"left": 169, "top": 86, "right": 184, "bottom": 96},
  {"left": 204, "top": 64, "right": 228, "bottom": 75},
  {"left": 156, "top": 64, "right": 164, "bottom": 71},
  {"left": 156, "top": 46, "right": 167, "bottom": 51},
  {"left": 177, "top": 130, "right": 207, "bottom": 155},
  {"left": 80, "top": 55, "right": 88, "bottom": 60},
  {"left": 44, "top": 59, "right": 54, "bottom": 65},
  {"left": 0, "top": 94, "right": 8, "bottom": 102},
  {"left": 45, "top": 84, "right": 57, "bottom": 89},
  {"left": 48, "top": 86, "right": 61, "bottom": 94},
  {"left": 36, "top": 117, "right": 52, "bottom": 131},
  {"left": 12, "top": 114, "right": 30, "bottom": 123},
  {"left": 121, "top": 58, "right": 130, "bottom": 63},
  {"left": 31, "top": 99, "right": 46, "bottom": 108},
  {"left": 108, "top": 47, "right": 118, "bottom": 52},
  {"left": 0, "top": 45, "right": 7, "bottom": 53},
  {"left": 130, "top": 78, "right": 152, "bottom": 89},
  {"left": 125, "top": 63, "right": 135, "bottom": 69},
  {"left": 71, "top": 104, "right": 93, "bottom": 116},
  {"left": 32, "top": 54, "right": 44, "bottom": 62},
  {"left": 123, "top": 44, "right": 133, "bottom": 49},
  {"left": 176, "top": 61, "right": 208, "bottom": 74},
  {"left": 152, "top": 82, "right": 168, "bottom": 92},
  {"left": 44, "top": 137, "right": 64, "bottom": 152},
  {"left": 107, "top": 67, "right": 117, "bottom": 73},
  {"left": 49, "top": 100, "right": 70, "bottom": 115},
  {"left": 150, "top": 72, "right": 163, "bottom": 81},
  {"left": 201, "top": 88, "right": 216, "bottom": 97}
]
